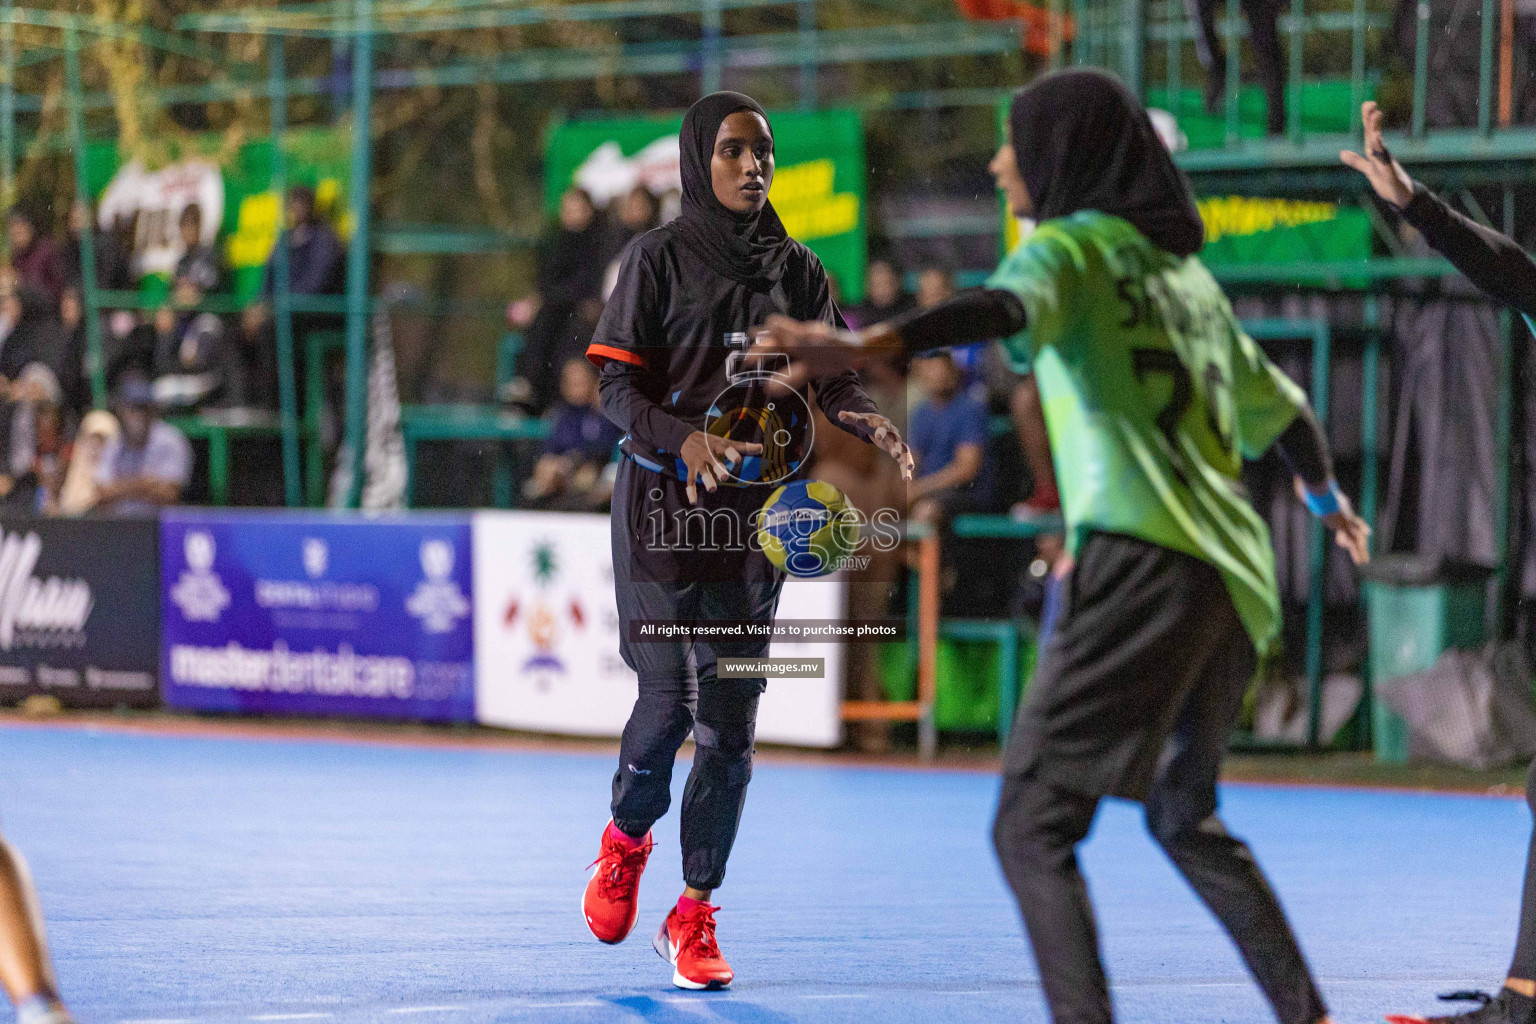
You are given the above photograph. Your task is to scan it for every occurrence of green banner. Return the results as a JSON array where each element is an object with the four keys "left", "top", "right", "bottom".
[
  {"left": 545, "top": 109, "right": 868, "bottom": 302},
  {"left": 88, "top": 128, "right": 352, "bottom": 303}
]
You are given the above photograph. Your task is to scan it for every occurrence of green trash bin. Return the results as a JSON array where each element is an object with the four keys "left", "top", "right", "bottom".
[{"left": 1363, "top": 556, "right": 1493, "bottom": 764}]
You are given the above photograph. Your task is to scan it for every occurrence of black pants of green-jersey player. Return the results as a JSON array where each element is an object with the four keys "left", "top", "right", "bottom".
[{"left": 991, "top": 531, "right": 1329, "bottom": 1024}]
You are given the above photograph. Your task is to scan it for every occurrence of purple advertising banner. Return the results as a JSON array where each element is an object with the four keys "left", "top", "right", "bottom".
[{"left": 160, "top": 510, "right": 475, "bottom": 722}]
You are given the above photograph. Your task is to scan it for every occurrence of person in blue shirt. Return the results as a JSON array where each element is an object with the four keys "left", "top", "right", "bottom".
[
  {"left": 907, "top": 350, "right": 991, "bottom": 524},
  {"left": 524, "top": 356, "right": 622, "bottom": 510}
]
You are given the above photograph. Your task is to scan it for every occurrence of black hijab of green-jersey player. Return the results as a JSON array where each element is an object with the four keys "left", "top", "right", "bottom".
[
  {"left": 1009, "top": 68, "right": 1205, "bottom": 258},
  {"left": 673, "top": 90, "right": 794, "bottom": 290}
]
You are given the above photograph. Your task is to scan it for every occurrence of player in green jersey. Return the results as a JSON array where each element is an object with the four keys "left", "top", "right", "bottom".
[{"left": 753, "top": 68, "right": 1369, "bottom": 1024}]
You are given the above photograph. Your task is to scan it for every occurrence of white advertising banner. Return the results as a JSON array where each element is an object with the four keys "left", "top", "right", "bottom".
[
  {"left": 473, "top": 511, "right": 843, "bottom": 747},
  {"left": 98, "top": 158, "right": 224, "bottom": 279}
]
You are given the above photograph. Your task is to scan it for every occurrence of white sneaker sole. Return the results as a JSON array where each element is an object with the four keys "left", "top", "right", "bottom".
[{"left": 653, "top": 917, "right": 731, "bottom": 990}]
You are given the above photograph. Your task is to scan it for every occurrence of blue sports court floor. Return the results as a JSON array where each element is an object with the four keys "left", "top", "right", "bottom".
[{"left": 0, "top": 721, "right": 1527, "bottom": 1024}]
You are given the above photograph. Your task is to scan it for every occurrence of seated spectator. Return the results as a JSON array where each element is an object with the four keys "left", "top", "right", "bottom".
[
  {"left": 602, "top": 185, "right": 662, "bottom": 303},
  {"left": 907, "top": 350, "right": 989, "bottom": 524},
  {"left": 64, "top": 200, "right": 134, "bottom": 292},
  {"left": 57, "top": 285, "right": 89, "bottom": 419},
  {"left": 92, "top": 374, "right": 191, "bottom": 515},
  {"left": 241, "top": 185, "right": 344, "bottom": 408},
  {"left": 0, "top": 362, "right": 71, "bottom": 513},
  {"left": 507, "top": 187, "right": 609, "bottom": 413},
  {"left": 243, "top": 185, "right": 344, "bottom": 333},
  {"left": 0, "top": 283, "right": 66, "bottom": 387},
  {"left": 57, "top": 410, "right": 118, "bottom": 515},
  {"left": 152, "top": 282, "right": 245, "bottom": 411},
  {"left": 523, "top": 356, "right": 622, "bottom": 510},
  {"left": 8, "top": 207, "right": 65, "bottom": 307},
  {"left": 915, "top": 265, "right": 955, "bottom": 309},
  {"left": 845, "top": 256, "right": 913, "bottom": 329},
  {"left": 173, "top": 204, "right": 222, "bottom": 294}
]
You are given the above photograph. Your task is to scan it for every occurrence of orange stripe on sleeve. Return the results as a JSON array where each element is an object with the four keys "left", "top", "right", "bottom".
[{"left": 586, "top": 343, "right": 645, "bottom": 367}]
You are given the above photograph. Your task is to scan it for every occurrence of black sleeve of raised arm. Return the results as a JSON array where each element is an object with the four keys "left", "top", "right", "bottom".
[
  {"left": 1400, "top": 182, "right": 1536, "bottom": 319},
  {"left": 886, "top": 287, "right": 1028, "bottom": 356},
  {"left": 1271, "top": 404, "right": 1334, "bottom": 487},
  {"left": 598, "top": 358, "right": 696, "bottom": 457}
]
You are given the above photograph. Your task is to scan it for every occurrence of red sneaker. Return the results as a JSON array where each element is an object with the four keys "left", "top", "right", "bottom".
[
  {"left": 653, "top": 901, "right": 733, "bottom": 990},
  {"left": 582, "top": 820, "right": 653, "bottom": 944}
]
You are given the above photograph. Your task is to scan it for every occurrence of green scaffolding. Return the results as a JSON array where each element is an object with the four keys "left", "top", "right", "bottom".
[{"left": 6, "top": 0, "right": 1529, "bottom": 753}]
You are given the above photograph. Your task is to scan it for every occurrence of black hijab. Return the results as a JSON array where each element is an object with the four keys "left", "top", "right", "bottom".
[
  {"left": 1009, "top": 69, "right": 1204, "bottom": 258},
  {"left": 672, "top": 91, "right": 793, "bottom": 290},
  {"left": 538, "top": 188, "right": 609, "bottom": 306}
]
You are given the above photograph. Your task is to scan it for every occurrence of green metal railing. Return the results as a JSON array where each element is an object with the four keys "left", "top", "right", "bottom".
[
  {"left": 2, "top": 1, "right": 1029, "bottom": 509},
  {"left": 1069, "top": 0, "right": 1536, "bottom": 169}
]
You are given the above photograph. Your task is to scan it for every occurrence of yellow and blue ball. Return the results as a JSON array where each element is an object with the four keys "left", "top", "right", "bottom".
[{"left": 756, "top": 479, "right": 859, "bottom": 578}]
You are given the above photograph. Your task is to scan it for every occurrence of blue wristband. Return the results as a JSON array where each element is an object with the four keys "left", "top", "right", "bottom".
[{"left": 1302, "top": 480, "right": 1345, "bottom": 518}]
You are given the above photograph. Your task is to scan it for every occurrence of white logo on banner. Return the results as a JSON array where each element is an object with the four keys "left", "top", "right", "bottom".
[
  {"left": 171, "top": 530, "right": 230, "bottom": 623},
  {"left": 0, "top": 528, "right": 94, "bottom": 650},
  {"left": 406, "top": 538, "right": 469, "bottom": 634},
  {"left": 303, "top": 538, "right": 329, "bottom": 579}
]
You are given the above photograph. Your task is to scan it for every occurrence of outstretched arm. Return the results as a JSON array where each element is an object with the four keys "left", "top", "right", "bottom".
[
  {"left": 1343, "top": 101, "right": 1536, "bottom": 318},
  {"left": 752, "top": 288, "right": 1027, "bottom": 379}
]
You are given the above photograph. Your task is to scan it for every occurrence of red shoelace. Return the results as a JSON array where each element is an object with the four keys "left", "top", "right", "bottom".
[
  {"left": 678, "top": 904, "right": 722, "bottom": 960},
  {"left": 589, "top": 837, "right": 652, "bottom": 901}
]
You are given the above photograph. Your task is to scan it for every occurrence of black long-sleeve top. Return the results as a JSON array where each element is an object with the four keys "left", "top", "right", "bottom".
[
  {"left": 590, "top": 225, "right": 878, "bottom": 478},
  {"left": 1400, "top": 182, "right": 1536, "bottom": 321}
]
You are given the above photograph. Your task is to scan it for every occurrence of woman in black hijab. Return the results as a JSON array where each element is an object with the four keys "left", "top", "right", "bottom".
[
  {"left": 579, "top": 91, "right": 911, "bottom": 991},
  {"left": 512, "top": 187, "right": 611, "bottom": 411},
  {"left": 755, "top": 68, "right": 1361, "bottom": 1024}
]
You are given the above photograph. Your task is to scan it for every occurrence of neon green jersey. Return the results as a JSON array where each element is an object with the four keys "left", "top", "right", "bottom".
[{"left": 988, "top": 211, "right": 1308, "bottom": 649}]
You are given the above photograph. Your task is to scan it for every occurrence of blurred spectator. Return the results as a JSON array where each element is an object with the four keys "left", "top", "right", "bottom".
[
  {"left": 0, "top": 362, "right": 70, "bottom": 513},
  {"left": 93, "top": 374, "right": 191, "bottom": 514},
  {"left": 151, "top": 282, "right": 246, "bottom": 411},
  {"left": 845, "top": 257, "right": 913, "bottom": 329},
  {"left": 173, "top": 204, "right": 222, "bottom": 294},
  {"left": 1186, "top": 0, "right": 1285, "bottom": 135},
  {"left": 908, "top": 351, "right": 989, "bottom": 523},
  {"left": 523, "top": 356, "right": 622, "bottom": 510},
  {"left": 63, "top": 200, "right": 134, "bottom": 292},
  {"left": 613, "top": 185, "right": 661, "bottom": 246},
  {"left": 57, "top": 410, "right": 118, "bottom": 515},
  {"left": 915, "top": 265, "right": 956, "bottom": 310},
  {"left": 260, "top": 185, "right": 344, "bottom": 300},
  {"left": 918, "top": 264, "right": 1000, "bottom": 397},
  {"left": 603, "top": 186, "right": 662, "bottom": 301},
  {"left": 8, "top": 207, "right": 65, "bottom": 307},
  {"left": 241, "top": 185, "right": 345, "bottom": 409},
  {"left": 508, "top": 187, "right": 609, "bottom": 413},
  {"left": 0, "top": 284, "right": 66, "bottom": 387},
  {"left": 57, "top": 285, "right": 89, "bottom": 419}
]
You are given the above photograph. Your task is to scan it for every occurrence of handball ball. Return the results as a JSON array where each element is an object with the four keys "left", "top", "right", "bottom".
[{"left": 757, "top": 479, "right": 859, "bottom": 578}]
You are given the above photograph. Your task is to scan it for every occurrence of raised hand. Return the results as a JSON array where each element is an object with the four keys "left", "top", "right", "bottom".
[
  {"left": 837, "top": 410, "right": 915, "bottom": 481},
  {"left": 1340, "top": 101, "right": 1414, "bottom": 210},
  {"left": 679, "top": 430, "right": 762, "bottom": 505}
]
